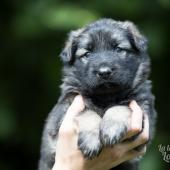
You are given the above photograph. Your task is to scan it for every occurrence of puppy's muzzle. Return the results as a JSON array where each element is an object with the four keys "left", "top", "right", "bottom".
[{"left": 96, "top": 66, "right": 112, "bottom": 79}]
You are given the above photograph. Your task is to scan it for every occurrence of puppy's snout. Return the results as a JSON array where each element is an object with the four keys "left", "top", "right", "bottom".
[{"left": 97, "top": 67, "right": 112, "bottom": 79}]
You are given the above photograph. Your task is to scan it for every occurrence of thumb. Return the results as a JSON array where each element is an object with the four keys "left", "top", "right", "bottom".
[
  {"left": 59, "top": 95, "right": 85, "bottom": 131},
  {"left": 66, "top": 95, "right": 85, "bottom": 118}
]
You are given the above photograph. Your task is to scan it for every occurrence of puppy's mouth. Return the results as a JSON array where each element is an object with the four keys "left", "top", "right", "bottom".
[{"left": 91, "top": 82, "right": 123, "bottom": 95}]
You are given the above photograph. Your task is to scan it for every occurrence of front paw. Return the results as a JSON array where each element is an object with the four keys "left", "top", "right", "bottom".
[
  {"left": 100, "top": 121, "right": 128, "bottom": 146},
  {"left": 78, "top": 131, "right": 102, "bottom": 159},
  {"left": 100, "top": 106, "right": 131, "bottom": 147}
]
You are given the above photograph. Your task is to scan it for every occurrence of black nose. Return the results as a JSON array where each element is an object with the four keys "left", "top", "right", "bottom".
[{"left": 97, "top": 67, "right": 112, "bottom": 79}]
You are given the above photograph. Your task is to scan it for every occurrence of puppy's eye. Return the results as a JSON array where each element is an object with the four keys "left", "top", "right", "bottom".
[
  {"left": 82, "top": 52, "right": 91, "bottom": 58},
  {"left": 114, "top": 46, "right": 135, "bottom": 54},
  {"left": 115, "top": 47, "right": 126, "bottom": 53},
  {"left": 80, "top": 52, "right": 91, "bottom": 64}
]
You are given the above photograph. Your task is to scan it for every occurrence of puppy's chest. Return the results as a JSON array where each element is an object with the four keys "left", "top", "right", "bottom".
[{"left": 83, "top": 96, "right": 131, "bottom": 117}]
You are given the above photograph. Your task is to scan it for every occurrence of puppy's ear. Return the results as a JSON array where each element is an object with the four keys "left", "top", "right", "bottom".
[
  {"left": 122, "top": 21, "right": 148, "bottom": 52},
  {"left": 60, "top": 29, "right": 84, "bottom": 64}
]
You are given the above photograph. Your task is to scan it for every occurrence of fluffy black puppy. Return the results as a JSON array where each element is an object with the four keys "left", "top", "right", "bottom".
[{"left": 38, "top": 19, "right": 156, "bottom": 170}]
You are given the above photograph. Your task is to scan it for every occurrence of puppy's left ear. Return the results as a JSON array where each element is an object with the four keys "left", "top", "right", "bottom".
[
  {"left": 122, "top": 21, "right": 148, "bottom": 52},
  {"left": 60, "top": 28, "right": 84, "bottom": 64}
]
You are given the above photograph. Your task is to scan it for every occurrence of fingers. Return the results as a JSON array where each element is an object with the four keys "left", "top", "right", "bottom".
[
  {"left": 66, "top": 95, "right": 85, "bottom": 116},
  {"left": 119, "top": 100, "right": 149, "bottom": 157},
  {"left": 57, "top": 95, "right": 85, "bottom": 150},
  {"left": 122, "top": 113, "right": 149, "bottom": 152},
  {"left": 126, "top": 145, "right": 147, "bottom": 161},
  {"left": 125, "top": 100, "right": 143, "bottom": 139},
  {"left": 131, "top": 113, "right": 149, "bottom": 148},
  {"left": 110, "top": 139, "right": 147, "bottom": 166},
  {"left": 108, "top": 143, "right": 147, "bottom": 168},
  {"left": 54, "top": 95, "right": 85, "bottom": 170},
  {"left": 59, "top": 95, "right": 85, "bottom": 133}
]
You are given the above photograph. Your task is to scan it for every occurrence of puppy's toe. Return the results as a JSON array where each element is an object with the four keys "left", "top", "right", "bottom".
[
  {"left": 100, "top": 121, "right": 127, "bottom": 147},
  {"left": 78, "top": 131, "right": 102, "bottom": 159},
  {"left": 100, "top": 106, "right": 130, "bottom": 146}
]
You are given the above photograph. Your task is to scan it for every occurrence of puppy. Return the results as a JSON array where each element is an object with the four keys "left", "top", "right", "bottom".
[{"left": 38, "top": 19, "right": 157, "bottom": 170}]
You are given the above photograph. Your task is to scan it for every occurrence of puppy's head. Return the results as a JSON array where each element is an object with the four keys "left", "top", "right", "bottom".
[{"left": 60, "top": 19, "right": 150, "bottom": 95}]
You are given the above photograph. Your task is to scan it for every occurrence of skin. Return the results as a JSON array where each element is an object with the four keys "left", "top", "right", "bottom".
[{"left": 52, "top": 95, "right": 149, "bottom": 170}]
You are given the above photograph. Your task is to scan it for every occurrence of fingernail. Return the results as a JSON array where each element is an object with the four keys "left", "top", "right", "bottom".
[{"left": 129, "top": 100, "right": 136, "bottom": 107}]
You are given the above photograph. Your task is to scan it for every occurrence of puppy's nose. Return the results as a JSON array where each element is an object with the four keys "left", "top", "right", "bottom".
[{"left": 97, "top": 67, "right": 112, "bottom": 79}]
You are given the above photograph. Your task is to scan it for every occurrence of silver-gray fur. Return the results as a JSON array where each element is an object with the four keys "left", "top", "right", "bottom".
[{"left": 38, "top": 19, "right": 157, "bottom": 170}]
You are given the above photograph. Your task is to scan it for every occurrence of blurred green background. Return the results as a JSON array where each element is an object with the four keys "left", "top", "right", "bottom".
[{"left": 0, "top": 0, "right": 170, "bottom": 170}]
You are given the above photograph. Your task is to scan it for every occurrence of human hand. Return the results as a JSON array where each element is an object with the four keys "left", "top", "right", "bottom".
[
  {"left": 52, "top": 95, "right": 85, "bottom": 170},
  {"left": 52, "top": 97, "right": 149, "bottom": 170},
  {"left": 84, "top": 101, "right": 149, "bottom": 170}
]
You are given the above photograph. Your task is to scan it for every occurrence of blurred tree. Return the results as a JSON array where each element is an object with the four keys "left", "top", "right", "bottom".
[{"left": 0, "top": 0, "right": 170, "bottom": 170}]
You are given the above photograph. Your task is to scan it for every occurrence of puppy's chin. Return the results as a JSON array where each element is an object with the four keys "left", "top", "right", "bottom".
[
  {"left": 94, "top": 83, "right": 123, "bottom": 94},
  {"left": 82, "top": 82, "right": 126, "bottom": 96}
]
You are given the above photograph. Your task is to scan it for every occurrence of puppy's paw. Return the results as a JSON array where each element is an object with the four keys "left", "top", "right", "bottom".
[
  {"left": 78, "top": 131, "right": 102, "bottom": 159},
  {"left": 100, "top": 121, "right": 128, "bottom": 146},
  {"left": 100, "top": 106, "right": 131, "bottom": 147}
]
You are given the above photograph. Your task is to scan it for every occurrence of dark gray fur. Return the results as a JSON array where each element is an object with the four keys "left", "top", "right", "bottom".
[{"left": 38, "top": 19, "right": 157, "bottom": 170}]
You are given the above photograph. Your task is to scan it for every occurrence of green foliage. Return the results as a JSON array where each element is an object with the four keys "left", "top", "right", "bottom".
[{"left": 0, "top": 0, "right": 170, "bottom": 170}]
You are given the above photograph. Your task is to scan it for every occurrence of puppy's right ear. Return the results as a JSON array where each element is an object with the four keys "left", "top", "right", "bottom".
[
  {"left": 60, "top": 29, "right": 84, "bottom": 64},
  {"left": 122, "top": 21, "right": 148, "bottom": 52}
]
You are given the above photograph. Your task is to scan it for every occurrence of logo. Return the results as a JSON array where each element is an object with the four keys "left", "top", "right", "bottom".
[{"left": 158, "top": 144, "right": 170, "bottom": 163}]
